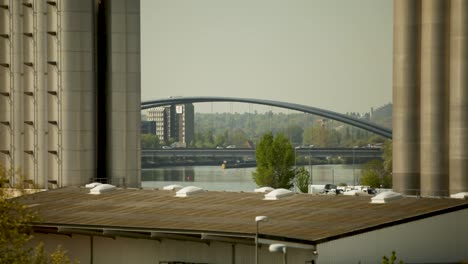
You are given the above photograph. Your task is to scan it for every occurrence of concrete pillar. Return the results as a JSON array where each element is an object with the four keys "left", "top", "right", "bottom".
[
  {"left": 106, "top": 0, "right": 141, "bottom": 187},
  {"left": 392, "top": 0, "right": 421, "bottom": 195},
  {"left": 449, "top": 0, "right": 468, "bottom": 194},
  {"left": 420, "top": 0, "right": 450, "bottom": 197}
]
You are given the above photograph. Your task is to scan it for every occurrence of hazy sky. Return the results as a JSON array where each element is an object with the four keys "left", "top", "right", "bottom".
[{"left": 141, "top": 0, "right": 393, "bottom": 114}]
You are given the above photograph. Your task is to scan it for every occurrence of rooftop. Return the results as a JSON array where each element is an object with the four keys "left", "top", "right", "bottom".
[{"left": 17, "top": 187, "right": 468, "bottom": 245}]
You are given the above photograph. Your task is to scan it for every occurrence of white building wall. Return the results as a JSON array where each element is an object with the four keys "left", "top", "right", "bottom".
[
  {"left": 316, "top": 209, "right": 468, "bottom": 264},
  {"left": 34, "top": 234, "right": 315, "bottom": 264}
]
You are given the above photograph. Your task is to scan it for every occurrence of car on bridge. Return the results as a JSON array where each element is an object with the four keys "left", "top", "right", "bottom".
[{"left": 226, "top": 145, "right": 236, "bottom": 149}]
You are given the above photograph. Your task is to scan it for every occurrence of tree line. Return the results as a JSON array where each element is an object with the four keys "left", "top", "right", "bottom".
[{"left": 142, "top": 111, "right": 391, "bottom": 149}]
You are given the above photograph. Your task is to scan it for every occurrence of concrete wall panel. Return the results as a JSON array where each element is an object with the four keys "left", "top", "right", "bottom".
[
  {"left": 420, "top": 0, "right": 449, "bottom": 197},
  {"left": 60, "top": 12, "right": 92, "bottom": 32},
  {"left": 0, "top": 39, "right": 9, "bottom": 64},
  {"left": 317, "top": 209, "right": 468, "bottom": 264},
  {"left": 61, "top": 32, "right": 93, "bottom": 52},
  {"left": 449, "top": 0, "right": 468, "bottom": 194},
  {"left": 60, "top": 51, "right": 93, "bottom": 72},
  {"left": 0, "top": 9, "right": 9, "bottom": 36},
  {"left": 392, "top": 0, "right": 421, "bottom": 195}
]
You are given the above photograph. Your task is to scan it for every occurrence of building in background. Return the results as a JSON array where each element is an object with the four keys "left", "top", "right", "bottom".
[
  {"left": 146, "top": 104, "right": 194, "bottom": 146},
  {"left": 0, "top": 0, "right": 141, "bottom": 188},
  {"left": 141, "top": 121, "right": 156, "bottom": 135}
]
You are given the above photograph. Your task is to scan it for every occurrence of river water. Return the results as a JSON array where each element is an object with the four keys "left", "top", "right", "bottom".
[{"left": 141, "top": 164, "right": 362, "bottom": 192}]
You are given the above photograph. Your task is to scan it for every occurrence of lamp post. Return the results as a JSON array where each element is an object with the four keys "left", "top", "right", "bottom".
[
  {"left": 269, "top": 244, "right": 287, "bottom": 264},
  {"left": 309, "top": 146, "right": 312, "bottom": 186},
  {"left": 255, "top": 216, "right": 269, "bottom": 264},
  {"left": 353, "top": 146, "right": 358, "bottom": 187}
]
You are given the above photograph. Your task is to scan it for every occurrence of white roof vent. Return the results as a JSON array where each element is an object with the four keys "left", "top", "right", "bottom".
[
  {"left": 175, "top": 186, "right": 204, "bottom": 197},
  {"left": 371, "top": 191, "right": 402, "bottom": 204},
  {"left": 450, "top": 192, "right": 468, "bottom": 199},
  {"left": 264, "top": 188, "right": 294, "bottom": 200},
  {"left": 255, "top": 187, "right": 274, "bottom": 193},
  {"left": 89, "top": 184, "right": 116, "bottom": 194},
  {"left": 85, "top": 182, "right": 102, "bottom": 188},
  {"left": 163, "top": 184, "right": 184, "bottom": 191}
]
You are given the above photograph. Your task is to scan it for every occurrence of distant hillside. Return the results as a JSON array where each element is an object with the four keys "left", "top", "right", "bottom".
[{"left": 370, "top": 103, "right": 392, "bottom": 129}]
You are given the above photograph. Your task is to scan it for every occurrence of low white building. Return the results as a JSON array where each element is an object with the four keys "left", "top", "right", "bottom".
[{"left": 18, "top": 187, "right": 468, "bottom": 264}]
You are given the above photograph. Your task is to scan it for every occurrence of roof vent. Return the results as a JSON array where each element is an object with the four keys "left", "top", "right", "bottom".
[
  {"left": 450, "top": 192, "right": 468, "bottom": 199},
  {"left": 255, "top": 187, "right": 274, "bottom": 193},
  {"left": 163, "top": 184, "right": 183, "bottom": 191},
  {"left": 89, "top": 184, "right": 116, "bottom": 194},
  {"left": 175, "top": 186, "right": 204, "bottom": 197},
  {"left": 371, "top": 191, "right": 402, "bottom": 204},
  {"left": 85, "top": 182, "right": 102, "bottom": 188},
  {"left": 264, "top": 188, "right": 294, "bottom": 200}
]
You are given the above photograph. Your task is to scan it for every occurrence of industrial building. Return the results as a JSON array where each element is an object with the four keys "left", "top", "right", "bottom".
[
  {"left": 17, "top": 186, "right": 468, "bottom": 264},
  {"left": 393, "top": 0, "right": 468, "bottom": 196},
  {"left": 0, "top": 0, "right": 141, "bottom": 188}
]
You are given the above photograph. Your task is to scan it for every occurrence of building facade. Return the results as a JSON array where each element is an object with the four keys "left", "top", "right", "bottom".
[
  {"left": 146, "top": 104, "right": 194, "bottom": 146},
  {"left": 0, "top": 0, "right": 140, "bottom": 188}
]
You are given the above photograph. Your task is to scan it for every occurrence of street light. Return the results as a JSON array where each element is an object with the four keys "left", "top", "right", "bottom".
[
  {"left": 255, "top": 216, "right": 269, "bottom": 264},
  {"left": 353, "top": 146, "right": 358, "bottom": 187},
  {"left": 269, "top": 244, "right": 287, "bottom": 264}
]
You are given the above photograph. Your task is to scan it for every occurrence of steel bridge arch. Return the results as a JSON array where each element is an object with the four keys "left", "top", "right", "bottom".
[{"left": 141, "top": 96, "right": 392, "bottom": 138}]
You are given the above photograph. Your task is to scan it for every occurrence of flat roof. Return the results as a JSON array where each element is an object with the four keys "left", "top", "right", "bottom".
[{"left": 17, "top": 187, "right": 468, "bottom": 245}]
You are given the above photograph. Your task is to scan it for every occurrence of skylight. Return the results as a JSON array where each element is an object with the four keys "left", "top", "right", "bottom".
[
  {"left": 264, "top": 188, "right": 294, "bottom": 200},
  {"left": 371, "top": 191, "right": 402, "bottom": 204},
  {"left": 175, "top": 186, "right": 204, "bottom": 197},
  {"left": 89, "top": 184, "right": 116, "bottom": 194}
]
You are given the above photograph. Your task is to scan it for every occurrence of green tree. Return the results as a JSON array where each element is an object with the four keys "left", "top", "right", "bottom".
[
  {"left": 295, "top": 167, "right": 310, "bottom": 193},
  {"left": 1, "top": 165, "right": 78, "bottom": 263},
  {"left": 141, "top": 134, "right": 160, "bottom": 149},
  {"left": 360, "top": 159, "right": 386, "bottom": 188},
  {"left": 252, "top": 133, "right": 295, "bottom": 189},
  {"left": 285, "top": 125, "right": 303, "bottom": 145}
]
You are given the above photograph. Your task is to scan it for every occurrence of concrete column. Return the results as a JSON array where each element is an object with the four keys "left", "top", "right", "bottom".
[
  {"left": 106, "top": 0, "right": 141, "bottom": 187},
  {"left": 449, "top": 0, "right": 468, "bottom": 194},
  {"left": 420, "top": 0, "right": 450, "bottom": 197},
  {"left": 392, "top": 0, "right": 421, "bottom": 195},
  {"left": 59, "top": 0, "right": 96, "bottom": 186}
]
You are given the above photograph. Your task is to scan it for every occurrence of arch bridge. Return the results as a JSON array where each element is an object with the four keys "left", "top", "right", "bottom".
[{"left": 141, "top": 96, "right": 392, "bottom": 139}]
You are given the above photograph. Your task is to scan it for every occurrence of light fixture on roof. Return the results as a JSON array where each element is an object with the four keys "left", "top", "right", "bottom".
[
  {"left": 163, "top": 184, "right": 183, "bottom": 191},
  {"left": 89, "top": 184, "right": 116, "bottom": 194},
  {"left": 255, "top": 216, "right": 269, "bottom": 264},
  {"left": 175, "top": 186, "right": 204, "bottom": 197},
  {"left": 264, "top": 188, "right": 294, "bottom": 200},
  {"left": 371, "top": 191, "right": 402, "bottom": 204},
  {"left": 450, "top": 192, "right": 468, "bottom": 199},
  {"left": 269, "top": 244, "right": 287, "bottom": 264},
  {"left": 254, "top": 187, "right": 274, "bottom": 193}
]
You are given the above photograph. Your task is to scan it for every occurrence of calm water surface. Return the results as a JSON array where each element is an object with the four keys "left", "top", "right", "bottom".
[{"left": 142, "top": 164, "right": 362, "bottom": 192}]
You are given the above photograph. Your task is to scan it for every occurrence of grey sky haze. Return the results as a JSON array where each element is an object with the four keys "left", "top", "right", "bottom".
[{"left": 141, "top": 0, "right": 393, "bottom": 114}]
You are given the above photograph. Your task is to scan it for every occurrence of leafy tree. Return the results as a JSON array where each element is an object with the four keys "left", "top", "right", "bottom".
[
  {"left": 360, "top": 159, "right": 387, "bottom": 188},
  {"left": 383, "top": 140, "right": 392, "bottom": 174},
  {"left": 252, "top": 133, "right": 295, "bottom": 189},
  {"left": 0, "top": 165, "right": 77, "bottom": 263},
  {"left": 141, "top": 134, "right": 160, "bottom": 149},
  {"left": 285, "top": 125, "right": 303, "bottom": 145},
  {"left": 295, "top": 167, "right": 310, "bottom": 193}
]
